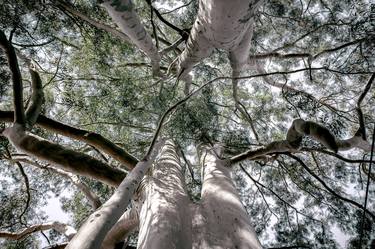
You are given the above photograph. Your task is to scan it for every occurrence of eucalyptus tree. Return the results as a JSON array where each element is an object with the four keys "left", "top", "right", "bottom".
[{"left": 0, "top": 0, "right": 374, "bottom": 249}]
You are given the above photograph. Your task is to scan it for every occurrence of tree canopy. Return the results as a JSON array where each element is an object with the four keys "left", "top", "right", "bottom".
[{"left": 0, "top": 0, "right": 374, "bottom": 248}]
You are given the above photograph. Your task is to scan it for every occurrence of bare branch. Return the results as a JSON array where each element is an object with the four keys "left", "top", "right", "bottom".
[
  {"left": 54, "top": 0, "right": 132, "bottom": 44},
  {"left": 101, "top": 208, "right": 139, "bottom": 249},
  {"left": 288, "top": 154, "right": 375, "bottom": 220},
  {"left": 0, "top": 30, "right": 25, "bottom": 125},
  {"left": 25, "top": 69, "right": 44, "bottom": 126},
  {"left": 101, "top": 0, "right": 161, "bottom": 76},
  {"left": 230, "top": 118, "right": 372, "bottom": 164},
  {"left": 3, "top": 124, "right": 127, "bottom": 186},
  {"left": 0, "top": 222, "right": 76, "bottom": 240},
  {"left": 0, "top": 111, "right": 139, "bottom": 170},
  {"left": 356, "top": 73, "right": 375, "bottom": 140}
]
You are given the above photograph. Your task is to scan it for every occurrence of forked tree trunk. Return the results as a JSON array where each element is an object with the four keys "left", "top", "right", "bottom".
[{"left": 136, "top": 141, "right": 262, "bottom": 249}]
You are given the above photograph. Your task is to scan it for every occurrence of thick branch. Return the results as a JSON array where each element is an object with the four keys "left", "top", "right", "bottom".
[
  {"left": 0, "top": 222, "right": 76, "bottom": 240},
  {"left": 0, "top": 111, "right": 138, "bottom": 170},
  {"left": 66, "top": 140, "right": 164, "bottom": 249},
  {"left": 3, "top": 124, "right": 126, "bottom": 186},
  {"left": 55, "top": 0, "right": 132, "bottom": 44},
  {"left": 0, "top": 30, "right": 25, "bottom": 125},
  {"left": 25, "top": 69, "right": 44, "bottom": 126},
  {"left": 101, "top": 0, "right": 161, "bottom": 75},
  {"left": 101, "top": 208, "right": 139, "bottom": 249},
  {"left": 230, "top": 119, "right": 372, "bottom": 164}
]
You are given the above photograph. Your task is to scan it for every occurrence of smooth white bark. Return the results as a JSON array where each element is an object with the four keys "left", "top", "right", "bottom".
[
  {"left": 65, "top": 160, "right": 150, "bottom": 249},
  {"left": 65, "top": 139, "right": 164, "bottom": 249},
  {"left": 101, "top": 208, "right": 139, "bottom": 249},
  {"left": 102, "top": 0, "right": 161, "bottom": 75},
  {"left": 195, "top": 145, "right": 262, "bottom": 249},
  {"left": 137, "top": 140, "right": 192, "bottom": 249},
  {"left": 0, "top": 222, "right": 76, "bottom": 240},
  {"left": 175, "top": 0, "right": 262, "bottom": 89}
]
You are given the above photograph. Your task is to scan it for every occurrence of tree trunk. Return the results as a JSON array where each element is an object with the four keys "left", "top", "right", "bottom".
[
  {"left": 194, "top": 145, "right": 262, "bottom": 249},
  {"left": 137, "top": 140, "right": 192, "bottom": 249},
  {"left": 137, "top": 141, "right": 262, "bottom": 249}
]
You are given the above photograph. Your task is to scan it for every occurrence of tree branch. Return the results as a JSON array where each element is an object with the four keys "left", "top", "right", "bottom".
[
  {"left": 356, "top": 73, "right": 375, "bottom": 140},
  {"left": 288, "top": 154, "right": 375, "bottom": 220},
  {"left": 0, "top": 30, "right": 25, "bottom": 125},
  {"left": 0, "top": 111, "right": 139, "bottom": 170},
  {"left": 0, "top": 222, "right": 76, "bottom": 240},
  {"left": 101, "top": 208, "right": 139, "bottom": 249},
  {"left": 2, "top": 124, "right": 127, "bottom": 186},
  {"left": 25, "top": 68, "right": 44, "bottom": 126},
  {"left": 230, "top": 118, "right": 372, "bottom": 164},
  {"left": 54, "top": 0, "right": 132, "bottom": 44}
]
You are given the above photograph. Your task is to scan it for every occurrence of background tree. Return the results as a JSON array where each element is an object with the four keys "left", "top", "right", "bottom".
[{"left": 0, "top": 0, "right": 374, "bottom": 248}]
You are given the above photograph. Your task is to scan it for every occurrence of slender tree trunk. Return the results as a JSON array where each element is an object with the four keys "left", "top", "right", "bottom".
[{"left": 137, "top": 140, "right": 192, "bottom": 249}]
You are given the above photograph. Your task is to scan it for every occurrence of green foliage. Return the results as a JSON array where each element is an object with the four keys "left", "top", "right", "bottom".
[{"left": 0, "top": 0, "right": 374, "bottom": 248}]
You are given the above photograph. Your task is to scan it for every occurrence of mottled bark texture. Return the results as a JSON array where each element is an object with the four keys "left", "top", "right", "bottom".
[
  {"left": 0, "top": 111, "right": 138, "bottom": 170},
  {"left": 174, "top": 0, "right": 262, "bottom": 93},
  {"left": 102, "top": 0, "right": 161, "bottom": 76}
]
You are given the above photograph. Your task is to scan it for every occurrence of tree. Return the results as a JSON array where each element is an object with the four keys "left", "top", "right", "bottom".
[{"left": 0, "top": 0, "right": 374, "bottom": 248}]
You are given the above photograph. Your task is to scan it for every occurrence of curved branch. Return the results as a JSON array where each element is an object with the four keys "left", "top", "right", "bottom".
[
  {"left": 101, "top": 208, "right": 139, "bottom": 249},
  {"left": 0, "top": 30, "right": 25, "bottom": 125},
  {"left": 230, "top": 119, "right": 372, "bottom": 164},
  {"left": 25, "top": 69, "right": 44, "bottom": 126},
  {"left": 356, "top": 73, "right": 375, "bottom": 140}
]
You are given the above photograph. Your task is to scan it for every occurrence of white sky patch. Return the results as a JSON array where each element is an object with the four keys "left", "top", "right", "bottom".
[{"left": 331, "top": 224, "right": 350, "bottom": 249}]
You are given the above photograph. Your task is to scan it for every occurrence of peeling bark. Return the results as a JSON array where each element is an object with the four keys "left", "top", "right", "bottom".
[
  {"left": 195, "top": 144, "right": 262, "bottom": 249},
  {"left": 137, "top": 140, "right": 192, "bottom": 249},
  {"left": 102, "top": 0, "right": 161, "bottom": 76},
  {"left": 25, "top": 68, "right": 44, "bottom": 126}
]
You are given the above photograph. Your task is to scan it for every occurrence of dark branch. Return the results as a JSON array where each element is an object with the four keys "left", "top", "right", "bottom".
[
  {"left": 0, "top": 29, "right": 26, "bottom": 125},
  {"left": 288, "top": 154, "right": 375, "bottom": 220}
]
